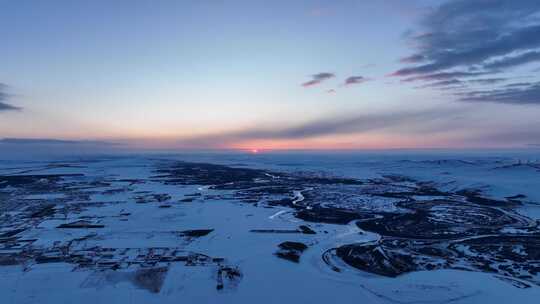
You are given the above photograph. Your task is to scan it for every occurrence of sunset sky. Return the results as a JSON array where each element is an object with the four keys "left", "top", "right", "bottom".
[{"left": 1, "top": 0, "right": 540, "bottom": 150}]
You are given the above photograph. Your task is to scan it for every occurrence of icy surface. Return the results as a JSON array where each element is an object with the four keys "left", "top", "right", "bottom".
[{"left": 0, "top": 151, "right": 539, "bottom": 303}]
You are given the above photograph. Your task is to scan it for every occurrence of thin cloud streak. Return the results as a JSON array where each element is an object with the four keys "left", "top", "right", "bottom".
[
  {"left": 484, "top": 51, "right": 540, "bottom": 70},
  {"left": 178, "top": 108, "right": 465, "bottom": 148},
  {"left": 458, "top": 82, "right": 540, "bottom": 105},
  {"left": 344, "top": 76, "right": 369, "bottom": 86},
  {"left": 0, "top": 102, "right": 20, "bottom": 111},
  {"left": 400, "top": 71, "right": 491, "bottom": 82},
  {"left": 0, "top": 138, "right": 119, "bottom": 146},
  {"left": 301, "top": 72, "right": 335, "bottom": 87}
]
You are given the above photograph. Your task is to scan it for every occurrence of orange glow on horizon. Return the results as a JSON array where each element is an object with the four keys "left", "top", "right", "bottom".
[
  {"left": 227, "top": 134, "right": 465, "bottom": 151},
  {"left": 69, "top": 131, "right": 498, "bottom": 151}
]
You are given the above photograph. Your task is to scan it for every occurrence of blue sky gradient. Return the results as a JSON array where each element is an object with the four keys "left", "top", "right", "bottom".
[{"left": 1, "top": 0, "right": 539, "bottom": 150}]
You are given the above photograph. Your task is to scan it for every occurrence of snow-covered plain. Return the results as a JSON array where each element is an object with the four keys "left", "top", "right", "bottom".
[{"left": 1, "top": 150, "right": 539, "bottom": 303}]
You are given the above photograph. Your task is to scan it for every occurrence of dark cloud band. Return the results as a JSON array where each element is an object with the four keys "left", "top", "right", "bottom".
[
  {"left": 0, "top": 83, "right": 21, "bottom": 112},
  {"left": 178, "top": 108, "right": 464, "bottom": 147},
  {"left": 391, "top": 0, "right": 540, "bottom": 105}
]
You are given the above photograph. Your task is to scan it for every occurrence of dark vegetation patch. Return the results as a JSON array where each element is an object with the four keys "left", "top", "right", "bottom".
[
  {"left": 250, "top": 229, "right": 303, "bottom": 234},
  {"left": 336, "top": 243, "right": 416, "bottom": 277},
  {"left": 29, "top": 204, "right": 56, "bottom": 218},
  {"left": 296, "top": 207, "right": 364, "bottom": 225},
  {"left": 216, "top": 266, "right": 242, "bottom": 290},
  {"left": 275, "top": 250, "right": 302, "bottom": 263},
  {"left": 180, "top": 197, "right": 196, "bottom": 202},
  {"left": 275, "top": 241, "right": 309, "bottom": 263},
  {"left": 57, "top": 220, "right": 105, "bottom": 229},
  {"left": 298, "top": 225, "right": 316, "bottom": 234},
  {"left": 135, "top": 193, "right": 171, "bottom": 204},
  {"left": 456, "top": 189, "right": 509, "bottom": 206},
  {"left": 251, "top": 226, "right": 316, "bottom": 235},
  {"left": 179, "top": 229, "right": 214, "bottom": 238},
  {"left": 506, "top": 194, "right": 527, "bottom": 200},
  {"left": 278, "top": 241, "right": 308, "bottom": 252},
  {"left": 0, "top": 228, "right": 25, "bottom": 238},
  {"left": 0, "top": 174, "right": 83, "bottom": 189},
  {"left": 356, "top": 199, "right": 524, "bottom": 239},
  {"left": 133, "top": 267, "right": 169, "bottom": 293},
  {"left": 154, "top": 162, "right": 268, "bottom": 186},
  {"left": 336, "top": 235, "right": 540, "bottom": 286}
]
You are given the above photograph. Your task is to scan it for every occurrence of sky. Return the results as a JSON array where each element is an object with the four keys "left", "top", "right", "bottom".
[{"left": 1, "top": 0, "right": 540, "bottom": 151}]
